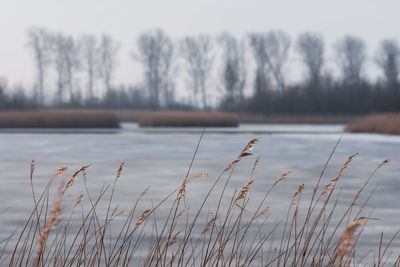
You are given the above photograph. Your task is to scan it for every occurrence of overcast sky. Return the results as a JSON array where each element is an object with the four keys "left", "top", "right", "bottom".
[{"left": 0, "top": 0, "right": 399, "bottom": 89}]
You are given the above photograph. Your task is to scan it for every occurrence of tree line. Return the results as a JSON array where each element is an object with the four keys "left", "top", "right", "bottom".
[{"left": 0, "top": 27, "right": 399, "bottom": 115}]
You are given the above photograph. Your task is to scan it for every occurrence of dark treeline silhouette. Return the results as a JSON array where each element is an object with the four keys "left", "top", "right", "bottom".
[{"left": 0, "top": 27, "right": 399, "bottom": 115}]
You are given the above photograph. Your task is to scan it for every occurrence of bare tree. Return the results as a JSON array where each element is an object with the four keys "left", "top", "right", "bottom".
[
  {"left": 218, "top": 33, "right": 247, "bottom": 109},
  {"left": 98, "top": 34, "right": 119, "bottom": 97},
  {"left": 160, "top": 40, "right": 176, "bottom": 107},
  {"left": 136, "top": 29, "right": 174, "bottom": 108},
  {"left": 376, "top": 39, "right": 400, "bottom": 109},
  {"left": 249, "top": 33, "right": 270, "bottom": 96},
  {"left": 51, "top": 33, "right": 67, "bottom": 102},
  {"left": 50, "top": 33, "right": 81, "bottom": 102},
  {"left": 80, "top": 34, "right": 99, "bottom": 102},
  {"left": 335, "top": 35, "right": 366, "bottom": 84},
  {"left": 181, "top": 34, "right": 214, "bottom": 109},
  {"left": 376, "top": 39, "right": 400, "bottom": 86},
  {"left": 27, "top": 27, "right": 51, "bottom": 105},
  {"left": 63, "top": 36, "right": 81, "bottom": 102},
  {"left": 249, "top": 31, "right": 290, "bottom": 92},
  {"left": 297, "top": 32, "right": 324, "bottom": 84}
]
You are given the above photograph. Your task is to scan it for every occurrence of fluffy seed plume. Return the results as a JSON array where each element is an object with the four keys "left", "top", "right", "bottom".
[
  {"left": 254, "top": 205, "right": 270, "bottom": 219},
  {"left": 236, "top": 179, "right": 254, "bottom": 201},
  {"left": 141, "top": 186, "right": 150, "bottom": 196},
  {"left": 30, "top": 158, "right": 35, "bottom": 182},
  {"left": 252, "top": 156, "right": 261, "bottom": 173},
  {"left": 115, "top": 160, "right": 125, "bottom": 182},
  {"left": 66, "top": 165, "right": 90, "bottom": 189},
  {"left": 167, "top": 231, "right": 181, "bottom": 247},
  {"left": 75, "top": 193, "right": 84, "bottom": 206},
  {"left": 177, "top": 179, "right": 187, "bottom": 199},
  {"left": 193, "top": 173, "right": 208, "bottom": 179},
  {"left": 273, "top": 171, "right": 291, "bottom": 186},
  {"left": 322, "top": 153, "right": 358, "bottom": 196},
  {"left": 225, "top": 137, "right": 259, "bottom": 171},
  {"left": 136, "top": 209, "right": 150, "bottom": 227},
  {"left": 292, "top": 184, "right": 304, "bottom": 205},
  {"left": 50, "top": 165, "right": 68, "bottom": 183},
  {"left": 188, "top": 173, "right": 208, "bottom": 183},
  {"left": 378, "top": 158, "right": 390, "bottom": 168},
  {"left": 335, "top": 219, "right": 365, "bottom": 263},
  {"left": 202, "top": 216, "right": 217, "bottom": 234},
  {"left": 36, "top": 181, "right": 64, "bottom": 264},
  {"left": 177, "top": 209, "right": 186, "bottom": 218}
]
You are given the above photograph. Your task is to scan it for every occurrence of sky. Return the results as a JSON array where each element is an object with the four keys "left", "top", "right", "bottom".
[{"left": 0, "top": 0, "right": 399, "bottom": 92}]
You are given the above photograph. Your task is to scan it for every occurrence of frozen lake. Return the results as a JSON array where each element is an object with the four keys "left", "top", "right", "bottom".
[{"left": 0, "top": 123, "right": 399, "bottom": 264}]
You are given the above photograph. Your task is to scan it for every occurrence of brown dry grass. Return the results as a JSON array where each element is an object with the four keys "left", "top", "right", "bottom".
[
  {"left": 238, "top": 113, "right": 359, "bottom": 124},
  {"left": 346, "top": 113, "right": 400, "bottom": 135},
  {"left": 0, "top": 110, "right": 120, "bottom": 128},
  {"left": 138, "top": 111, "right": 239, "bottom": 127},
  {"left": 1, "top": 136, "right": 399, "bottom": 266},
  {"left": 114, "top": 110, "right": 358, "bottom": 124}
]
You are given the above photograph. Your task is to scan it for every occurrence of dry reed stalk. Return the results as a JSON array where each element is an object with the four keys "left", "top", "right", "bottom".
[
  {"left": 141, "top": 187, "right": 150, "bottom": 196},
  {"left": 378, "top": 158, "right": 390, "bottom": 168},
  {"left": 115, "top": 160, "right": 125, "bottom": 182},
  {"left": 236, "top": 179, "right": 254, "bottom": 201},
  {"left": 335, "top": 219, "right": 365, "bottom": 264},
  {"left": 194, "top": 173, "right": 208, "bottom": 178},
  {"left": 75, "top": 193, "right": 84, "bottom": 206},
  {"left": 273, "top": 171, "right": 291, "bottom": 186},
  {"left": 254, "top": 205, "right": 270, "bottom": 219},
  {"left": 30, "top": 159, "right": 35, "bottom": 182},
  {"left": 177, "top": 179, "right": 187, "bottom": 199},
  {"left": 322, "top": 153, "right": 358, "bottom": 196},
  {"left": 202, "top": 216, "right": 217, "bottom": 234},
  {"left": 136, "top": 209, "right": 150, "bottom": 227},
  {"left": 35, "top": 181, "right": 64, "bottom": 266},
  {"left": 292, "top": 184, "right": 304, "bottom": 205},
  {"left": 252, "top": 155, "right": 261, "bottom": 174},
  {"left": 66, "top": 165, "right": 90, "bottom": 189},
  {"left": 50, "top": 165, "right": 68, "bottom": 184},
  {"left": 186, "top": 173, "right": 208, "bottom": 185},
  {"left": 225, "top": 137, "right": 259, "bottom": 171},
  {"left": 166, "top": 231, "right": 181, "bottom": 247},
  {"left": 177, "top": 209, "right": 186, "bottom": 218}
]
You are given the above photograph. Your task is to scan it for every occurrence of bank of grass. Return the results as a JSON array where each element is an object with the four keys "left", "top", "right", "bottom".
[
  {"left": 0, "top": 110, "right": 120, "bottom": 128},
  {"left": 238, "top": 113, "right": 359, "bottom": 124},
  {"left": 138, "top": 111, "right": 239, "bottom": 127},
  {"left": 1, "top": 136, "right": 398, "bottom": 266},
  {"left": 114, "top": 110, "right": 357, "bottom": 125},
  {"left": 346, "top": 113, "right": 400, "bottom": 135}
]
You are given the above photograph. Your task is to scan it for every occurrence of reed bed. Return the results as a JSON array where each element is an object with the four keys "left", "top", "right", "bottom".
[
  {"left": 346, "top": 113, "right": 400, "bottom": 135},
  {"left": 0, "top": 110, "right": 120, "bottom": 128},
  {"left": 114, "top": 110, "right": 357, "bottom": 124},
  {"left": 138, "top": 111, "right": 239, "bottom": 127},
  {"left": 0, "top": 135, "right": 398, "bottom": 266},
  {"left": 238, "top": 114, "right": 359, "bottom": 124}
]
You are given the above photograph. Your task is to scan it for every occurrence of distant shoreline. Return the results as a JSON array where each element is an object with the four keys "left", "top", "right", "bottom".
[{"left": 2, "top": 110, "right": 397, "bottom": 135}]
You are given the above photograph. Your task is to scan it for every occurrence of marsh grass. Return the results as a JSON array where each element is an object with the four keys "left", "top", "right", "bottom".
[
  {"left": 138, "top": 111, "right": 239, "bottom": 127},
  {"left": 346, "top": 113, "right": 400, "bottom": 135},
  {"left": 0, "top": 134, "right": 399, "bottom": 266},
  {"left": 0, "top": 110, "right": 120, "bottom": 128},
  {"left": 114, "top": 110, "right": 357, "bottom": 124}
]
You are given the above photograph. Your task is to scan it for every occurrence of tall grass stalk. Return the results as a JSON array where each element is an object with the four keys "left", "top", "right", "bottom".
[{"left": 0, "top": 135, "right": 398, "bottom": 266}]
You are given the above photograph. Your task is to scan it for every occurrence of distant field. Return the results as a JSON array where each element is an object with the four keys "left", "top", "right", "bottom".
[
  {"left": 346, "top": 113, "right": 400, "bottom": 135},
  {"left": 0, "top": 110, "right": 120, "bottom": 128}
]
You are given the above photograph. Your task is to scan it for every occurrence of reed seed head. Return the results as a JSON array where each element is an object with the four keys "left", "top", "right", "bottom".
[{"left": 236, "top": 179, "right": 254, "bottom": 201}]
